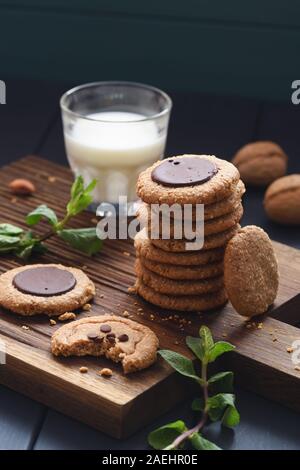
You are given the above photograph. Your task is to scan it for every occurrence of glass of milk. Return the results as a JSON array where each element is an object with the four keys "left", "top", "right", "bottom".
[{"left": 60, "top": 82, "right": 172, "bottom": 211}]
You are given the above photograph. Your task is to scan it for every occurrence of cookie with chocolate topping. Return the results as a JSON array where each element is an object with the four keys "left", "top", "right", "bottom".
[
  {"left": 0, "top": 263, "right": 95, "bottom": 316},
  {"left": 136, "top": 154, "right": 240, "bottom": 205},
  {"left": 51, "top": 314, "right": 159, "bottom": 374}
]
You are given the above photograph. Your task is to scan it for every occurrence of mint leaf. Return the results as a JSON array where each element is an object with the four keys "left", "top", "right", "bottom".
[
  {"left": 67, "top": 177, "right": 97, "bottom": 216},
  {"left": 207, "top": 393, "right": 236, "bottom": 422},
  {"left": 222, "top": 404, "right": 240, "bottom": 428},
  {"left": 190, "top": 433, "right": 221, "bottom": 450},
  {"left": 148, "top": 420, "right": 187, "bottom": 450},
  {"left": 208, "top": 371, "right": 234, "bottom": 393},
  {"left": 208, "top": 341, "right": 235, "bottom": 363},
  {"left": 0, "top": 224, "right": 23, "bottom": 236},
  {"left": 0, "top": 234, "right": 21, "bottom": 251},
  {"left": 186, "top": 336, "right": 205, "bottom": 362},
  {"left": 199, "top": 325, "right": 214, "bottom": 353},
  {"left": 191, "top": 397, "right": 204, "bottom": 412},
  {"left": 158, "top": 350, "right": 199, "bottom": 381},
  {"left": 58, "top": 228, "right": 102, "bottom": 255},
  {"left": 26, "top": 205, "right": 58, "bottom": 227}
]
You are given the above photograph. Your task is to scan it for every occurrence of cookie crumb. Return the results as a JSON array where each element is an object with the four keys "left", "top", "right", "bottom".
[
  {"left": 21, "top": 325, "right": 30, "bottom": 330},
  {"left": 123, "top": 251, "right": 130, "bottom": 257},
  {"left": 257, "top": 322, "right": 263, "bottom": 329},
  {"left": 50, "top": 319, "right": 57, "bottom": 326},
  {"left": 99, "top": 294, "right": 104, "bottom": 298},
  {"left": 58, "top": 312, "right": 76, "bottom": 322},
  {"left": 272, "top": 337, "right": 278, "bottom": 342},
  {"left": 295, "top": 366, "right": 300, "bottom": 372},
  {"left": 287, "top": 347, "right": 294, "bottom": 353},
  {"left": 11, "top": 197, "right": 18, "bottom": 204},
  {"left": 48, "top": 176, "right": 56, "bottom": 183},
  {"left": 174, "top": 340, "right": 179, "bottom": 345},
  {"left": 91, "top": 217, "right": 98, "bottom": 224},
  {"left": 222, "top": 333, "right": 228, "bottom": 338},
  {"left": 123, "top": 310, "right": 129, "bottom": 317},
  {"left": 98, "top": 368, "right": 112, "bottom": 377},
  {"left": 82, "top": 303, "right": 92, "bottom": 311},
  {"left": 128, "top": 286, "right": 136, "bottom": 294},
  {"left": 79, "top": 366, "right": 88, "bottom": 373}
]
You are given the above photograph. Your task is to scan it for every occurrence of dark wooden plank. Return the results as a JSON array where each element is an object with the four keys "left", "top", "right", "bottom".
[
  {"left": 242, "top": 101, "right": 300, "bottom": 249},
  {"left": 0, "top": 79, "right": 66, "bottom": 165},
  {"left": 0, "top": 385, "right": 45, "bottom": 450},
  {"left": 34, "top": 387, "right": 300, "bottom": 450},
  {"left": 0, "top": 11, "right": 298, "bottom": 100}
]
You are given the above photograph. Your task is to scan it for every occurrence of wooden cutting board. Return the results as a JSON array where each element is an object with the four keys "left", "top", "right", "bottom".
[{"left": 0, "top": 155, "right": 299, "bottom": 438}]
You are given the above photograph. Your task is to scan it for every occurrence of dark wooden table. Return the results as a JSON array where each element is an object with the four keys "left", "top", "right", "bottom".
[{"left": 0, "top": 79, "right": 300, "bottom": 450}]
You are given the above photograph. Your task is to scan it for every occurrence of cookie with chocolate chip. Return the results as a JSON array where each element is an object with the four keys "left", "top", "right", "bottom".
[
  {"left": 51, "top": 314, "right": 159, "bottom": 374},
  {"left": 0, "top": 264, "right": 95, "bottom": 316},
  {"left": 137, "top": 155, "right": 240, "bottom": 205}
]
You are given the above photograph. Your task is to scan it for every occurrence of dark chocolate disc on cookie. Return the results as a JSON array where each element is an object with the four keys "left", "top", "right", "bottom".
[
  {"left": 13, "top": 266, "right": 76, "bottom": 297},
  {"left": 151, "top": 156, "right": 218, "bottom": 187}
]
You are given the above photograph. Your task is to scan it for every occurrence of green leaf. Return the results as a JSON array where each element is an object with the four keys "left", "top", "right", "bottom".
[
  {"left": 208, "top": 371, "right": 234, "bottom": 393},
  {"left": 67, "top": 177, "right": 97, "bottom": 216},
  {"left": 0, "top": 223, "right": 23, "bottom": 236},
  {"left": 222, "top": 405, "right": 240, "bottom": 428},
  {"left": 58, "top": 228, "right": 102, "bottom": 256},
  {"left": 207, "top": 393, "right": 236, "bottom": 422},
  {"left": 186, "top": 336, "right": 205, "bottom": 362},
  {"left": 26, "top": 205, "right": 58, "bottom": 227},
  {"left": 0, "top": 234, "right": 21, "bottom": 251},
  {"left": 148, "top": 420, "right": 187, "bottom": 450},
  {"left": 199, "top": 325, "right": 214, "bottom": 353},
  {"left": 190, "top": 433, "right": 221, "bottom": 450},
  {"left": 191, "top": 397, "right": 204, "bottom": 412},
  {"left": 208, "top": 341, "right": 235, "bottom": 363},
  {"left": 158, "top": 350, "right": 199, "bottom": 381}
]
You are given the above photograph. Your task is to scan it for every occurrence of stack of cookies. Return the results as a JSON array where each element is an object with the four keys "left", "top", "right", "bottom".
[{"left": 133, "top": 154, "right": 245, "bottom": 311}]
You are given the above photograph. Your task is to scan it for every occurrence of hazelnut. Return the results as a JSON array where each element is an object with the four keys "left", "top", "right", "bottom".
[
  {"left": 8, "top": 178, "right": 36, "bottom": 195},
  {"left": 264, "top": 174, "right": 300, "bottom": 225},
  {"left": 232, "top": 141, "right": 287, "bottom": 186}
]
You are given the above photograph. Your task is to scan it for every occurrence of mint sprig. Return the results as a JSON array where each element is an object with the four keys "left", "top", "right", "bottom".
[
  {"left": 148, "top": 325, "right": 239, "bottom": 451},
  {"left": 0, "top": 176, "right": 102, "bottom": 260}
]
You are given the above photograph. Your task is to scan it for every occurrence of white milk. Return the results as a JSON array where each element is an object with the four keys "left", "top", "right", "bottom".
[{"left": 64, "top": 111, "right": 166, "bottom": 204}]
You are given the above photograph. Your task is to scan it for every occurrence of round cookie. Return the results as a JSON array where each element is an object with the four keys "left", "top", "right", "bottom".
[
  {"left": 139, "top": 202, "right": 243, "bottom": 238},
  {"left": 135, "top": 229, "right": 224, "bottom": 265},
  {"left": 0, "top": 264, "right": 95, "bottom": 316},
  {"left": 232, "top": 141, "right": 287, "bottom": 186},
  {"left": 51, "top": 314, "right": 159, "bottom": 374},
  {"left": 135, "top": 278, "right": 228, "bottom": 311},
  {"left": 135, "top": 259, "right": 224, "bottom": 295},
  {"left": 137, "top": 155, "right": 241, "bottom": 205},
  {"left": 140, "top": 257, "right": 223, "bottom": 280},
  {"left": 151, "top": 224, "right": 240, "bottom": 252},
  {"left": 224, "top": 226, "right": 279, "bottom": 317},
  {"left": 151, "top": 179, "right": 245, "bottom": 221}
]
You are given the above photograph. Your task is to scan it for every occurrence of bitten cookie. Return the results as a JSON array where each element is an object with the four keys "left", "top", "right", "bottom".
[
  {"left": 137, "top": 155, "right": 240, "bottom": 205},
  {"left": 264, "top": 174, "right": 300, "bottom": 225},
  {"left": 135, "top": 279, "right": 228, "bottom": 311},
  {"left": 51, "top": 315, "right": 159, "bottom": 374},
  {"left": 135, "top": 229, "right": 224, "bottom": 265},
  {"left": 224, "top": 226, "right": 279, "bottom": 317},
  {"left": 135, "top": 259, "right": 224, "bottom": 295},
  {"left": 0, "top": 264, "right": 95, "bottom": 316},
  {"left": 151, "top": 224, "right": 240, "bottom": 252},
  {"left": 232, "top": 141, "right": 287, "bottom": 186},
  {"left": 140, "top": 257, "right": 224, "bottom": 280}
]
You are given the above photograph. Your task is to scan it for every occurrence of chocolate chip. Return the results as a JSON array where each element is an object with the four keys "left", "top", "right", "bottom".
[
  {"left": 118, "top": 334, "right": 129, "bottom": 342},
  {"left": 87, "top": 332, "right": 101, "bottom": 341},
  {"left": 106, "top": 333, "right": 116, "bottom": 339},
  {"left": 100, "top": 324, "right": 111, "bottom": 333}
]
